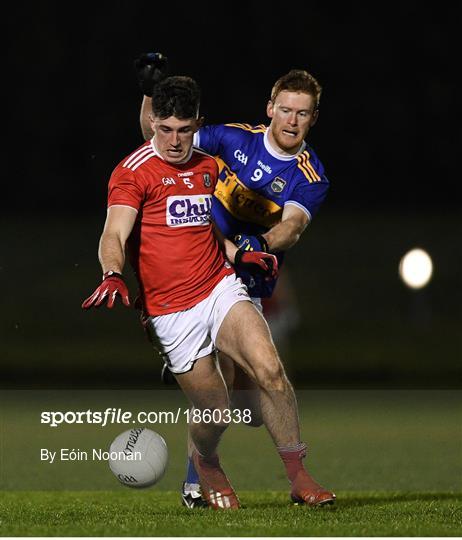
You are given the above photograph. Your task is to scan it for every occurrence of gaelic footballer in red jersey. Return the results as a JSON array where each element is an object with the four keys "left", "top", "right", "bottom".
[
  {"left": 83, "top": 76, "right": 276, "bottom": 315},
  {"left": 83, "top": 75, "right": 333, "bottom": 510},
  {"left": 106, "top": 140, "right": 234, "bottom": 315}
]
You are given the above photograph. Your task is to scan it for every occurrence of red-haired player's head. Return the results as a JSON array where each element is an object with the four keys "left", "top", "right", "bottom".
[{"left": 266, "top": 69, "right": 321, "bottom": 155}]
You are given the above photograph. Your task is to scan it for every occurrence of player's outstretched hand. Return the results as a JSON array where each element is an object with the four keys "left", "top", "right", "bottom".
[
  {"left": 134, "top": 52, "right": 169, "bottom": 97},
  {"left": 82, "top": 272, "right": 130, "bottom": 310},
  {"left": 234, "top": 250, "right": 279, "bottom": 280},
  {"left": 233, "top": 233, "right": 269, "bottom": 253}
]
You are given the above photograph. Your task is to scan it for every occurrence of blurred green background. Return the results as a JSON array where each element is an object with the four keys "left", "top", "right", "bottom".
[{"left": 1, "top": 210, "right": 460, "bottom": 388}]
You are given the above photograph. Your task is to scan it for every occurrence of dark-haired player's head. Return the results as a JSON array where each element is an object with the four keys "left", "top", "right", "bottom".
[
  {"left": 267, "top": 69, "right": 322, "bottom": 155},
  {"left": 149, "top": 76, "right": 203, "bottom": 164},
  {"left": 151, "top": 76, "right": 201, "bottom": 119}
]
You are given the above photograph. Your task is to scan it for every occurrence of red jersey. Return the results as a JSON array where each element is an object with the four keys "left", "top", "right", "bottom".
[{"left": 107, "top": 140, "right": 234, "bottom": 316}]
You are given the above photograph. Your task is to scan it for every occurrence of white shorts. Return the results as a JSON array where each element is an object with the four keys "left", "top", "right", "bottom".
[{"left": 144, "top": 274, "right": 251, "bottom": 374}]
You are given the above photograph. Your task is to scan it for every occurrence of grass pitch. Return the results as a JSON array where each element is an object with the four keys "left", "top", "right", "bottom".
[{"left": 0, "top": 490, "right": 461, "bottom": 536}]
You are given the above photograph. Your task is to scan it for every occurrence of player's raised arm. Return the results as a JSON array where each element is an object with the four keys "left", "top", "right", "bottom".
[
  {"left": 140, "top": 96, "right": 154, "bottom": 140},
  {"left": 82, "top": 206, "right": 137, "bottom": 309},
  {"left": 134, "top": 52, "right": 169, "bottom": 141}
]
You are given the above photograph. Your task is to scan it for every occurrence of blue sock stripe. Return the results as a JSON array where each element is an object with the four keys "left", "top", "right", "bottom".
[{"left": 186, "top": 456, "right": 199, "bottom": 484}]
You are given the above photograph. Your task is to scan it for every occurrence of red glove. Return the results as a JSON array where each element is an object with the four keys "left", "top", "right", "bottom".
[
  {"left": 82, "top": 271, "right": 130, "bottom": 309},
  {"left": 234, "top": 250, "right": 279, "bottom": 280}
]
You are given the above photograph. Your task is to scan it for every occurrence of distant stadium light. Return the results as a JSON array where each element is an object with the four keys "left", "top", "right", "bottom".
[{"left": 399, "top": 248, "right": 433, "bottom": 289}]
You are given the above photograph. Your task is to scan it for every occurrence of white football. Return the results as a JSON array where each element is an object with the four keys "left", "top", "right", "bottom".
[{"left": 108, "top": 428, "right": 168, "bottom": 488}]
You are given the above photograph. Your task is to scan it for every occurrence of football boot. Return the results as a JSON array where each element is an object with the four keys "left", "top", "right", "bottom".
[{"left": 192, "top": 450, "right": 240, "bottom": 510}]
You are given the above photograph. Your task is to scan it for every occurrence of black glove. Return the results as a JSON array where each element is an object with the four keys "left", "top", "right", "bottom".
[
  {"left": 134, "top": 52, "right": 169, "bottom": 97},
  {"left": 233, "top": 233, "right": 269, "bottom": 253}
]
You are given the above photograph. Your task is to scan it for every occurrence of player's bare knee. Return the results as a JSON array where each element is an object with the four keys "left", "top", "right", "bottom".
[{"left": 253, "top": 359, "right": 286, "bottom": 393}]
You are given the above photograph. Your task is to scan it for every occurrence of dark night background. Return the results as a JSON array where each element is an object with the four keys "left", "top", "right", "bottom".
[{"left": 3, "top": 2, "right": 461, "bottom": 388}]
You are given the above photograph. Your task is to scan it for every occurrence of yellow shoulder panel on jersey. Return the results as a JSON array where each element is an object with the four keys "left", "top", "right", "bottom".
[
  {"left": 224, "top": 123, "right": 267, "bottom": 134},
  {"left": 297, "top": 151, "right": 321, "bottom": 183},
  {"left": 214, "top": 157, "right": 282, "bottom": 228}
]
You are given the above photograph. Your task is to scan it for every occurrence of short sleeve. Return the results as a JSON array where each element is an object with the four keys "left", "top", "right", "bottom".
[
  {"left": 107, "top": 167, "right": 145, "bottom": 211},
  {"left": 285, "top": 176, "right": 329, "bottom": 221}
]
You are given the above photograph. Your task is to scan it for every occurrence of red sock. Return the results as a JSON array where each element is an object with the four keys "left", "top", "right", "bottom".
[{"left": 277, "top": 442, "right": 307, "bottom": 483}]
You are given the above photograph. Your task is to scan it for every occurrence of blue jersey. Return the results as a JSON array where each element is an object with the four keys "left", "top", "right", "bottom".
[{"left": 194, "top": 123, "right": 329, "bottom": 297}]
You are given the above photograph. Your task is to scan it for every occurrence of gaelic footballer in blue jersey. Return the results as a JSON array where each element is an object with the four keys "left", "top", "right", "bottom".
[
  {"left": 137, "top": 62, "right": 334, "bottom": 509},
  {"left": 194, "top": 121, "right": 329, "bottom": 297}
]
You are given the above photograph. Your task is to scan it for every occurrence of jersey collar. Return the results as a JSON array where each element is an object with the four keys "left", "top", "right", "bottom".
[{"left": 263, "top": 128, "right": 306, "bottom": 161}]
